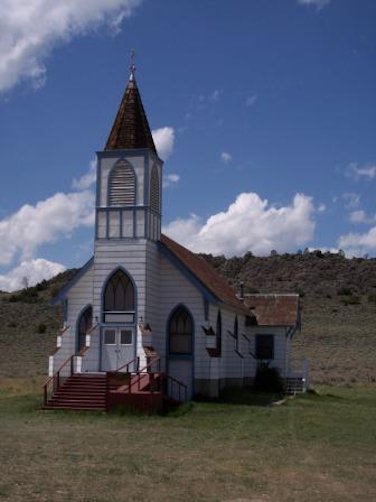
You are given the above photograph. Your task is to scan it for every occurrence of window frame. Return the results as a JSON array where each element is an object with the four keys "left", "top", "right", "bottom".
[{"left": 255, "top": 334, "right": 274, "bottom": 360}]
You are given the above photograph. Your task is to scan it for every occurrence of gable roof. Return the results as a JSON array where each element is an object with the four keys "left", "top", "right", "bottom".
[
  {"left": 105, "top": 75, "right": 156, "bottom": 153},
  {"left": 49, "top": 257, "right": 94, "bottom": 306},
  {"left": 243, "top": 294, "right": 300, "bottom": 327},
  {"left": 160, "top": 234, "right": 250, "bottom": 315}
]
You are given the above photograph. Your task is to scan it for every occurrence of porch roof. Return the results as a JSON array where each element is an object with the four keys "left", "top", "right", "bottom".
[{"left": 243, "top": 294, "right": 300, "bottom": 327}]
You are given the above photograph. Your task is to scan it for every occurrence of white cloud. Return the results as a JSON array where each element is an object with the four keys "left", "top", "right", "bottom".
[
  {"left": 72, "top": 159, "right": 97, "bottom": 190},
  {"left": 221, "top": 152, "right": 232, "bottom": 164},
  {"left": 297, "top": 0, "right": 330, "bottom": 9},
  {"left": 317, "top": 203, "right": 326, "bottom": 213},
  {"left": 349, "top": 210, "right": 376, "bottom": 225},
  {"left": 163, "top": 192, "right": 316, "bottom": 257},
  {"left": 209, "top": 89, "right": 221, "bottom": 102},
  {"left": 163, "top": 173, "right": 180, "bottom": 189},
  {"left": 345, "top": 162, "right": 376, "bottom": 180},
  {"left": 245, "top": 94, "right": 257, "bottom": 107},
  {"left": 0, "top": 258, "right": 65, "bottom": 292},
  {"left": 152, "top": 127, "right": 175, "bottom": 160},
  {"left": 342, "top": 192, "right": 360, "bottom": 209},
  {"left": 0, "top": 0, "right": 143, "bottom": 93},
  {"left": 350, "top": 210, "right": 367, "bottom": 224},
  {"left": 0, "top": 190, "right": 94, "bottom": 265},
  {"left": 338, "top": 226, "right": 376, "bottom": 257}
]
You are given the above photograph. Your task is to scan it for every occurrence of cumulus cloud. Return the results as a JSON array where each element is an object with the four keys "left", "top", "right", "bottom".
[
  {"left": 349, "top": 210, "right": 376, "bottom": 225},
  {"left": 0, "top": 0, "right": 143, "bottom": 93},
  {"left": 338, "top": 226, "right": 376, "bottom": 257},
  {"left": 221, "top": 152, "right": 232, "bottom": 164},
  {"left": 0, "top": 258, "right": 65, "bottom": 292},
  {"left": 152, "top": 127, "right": 175, "bottom": 160},
  {"left": 297, "top": 0, "right": 330, "bottom": 9},
  {"left": 163, "top": 192, "right": 316, "bottom": 257},
  {"left": 72, "top": 159, "right": 97, "bottom": 190},
  {"left": 163, "top": 173, "right": 180, "bottom": 189},
  {"left": 0, "top": 191, "right": 95, "bottom": 265}
]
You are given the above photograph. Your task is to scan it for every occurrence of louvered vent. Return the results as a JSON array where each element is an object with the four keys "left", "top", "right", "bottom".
[
  {"left": 150, "top": 166, "right": 160, "bottom": 213},
  {"left": 108, "top": 161, "right": 135, "bottom": 206}
]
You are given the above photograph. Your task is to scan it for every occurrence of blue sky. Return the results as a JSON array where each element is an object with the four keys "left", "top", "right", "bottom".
[{"left": 0, "top": 0, "right": 375, "bottom": 290}]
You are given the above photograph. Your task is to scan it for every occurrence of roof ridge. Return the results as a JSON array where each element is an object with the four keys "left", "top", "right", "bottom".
[{"left": 160, "top": 234, "right": 250, "bottom": 314}]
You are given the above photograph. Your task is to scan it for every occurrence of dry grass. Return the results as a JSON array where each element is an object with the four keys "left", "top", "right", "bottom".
[
  {"left": 293, "top": 295, "right": 376, "bottom": 385},
  {"left": 0, "top": 381, "right": 375, "bottom": 501}
]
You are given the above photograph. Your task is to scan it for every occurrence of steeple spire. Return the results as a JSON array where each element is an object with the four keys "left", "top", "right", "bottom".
[
  {"left": 105, "top": 55, "right": 156, "bottom": 152},
  {"left": 129, "top": 49, "right": 136, "bottom": 82}
]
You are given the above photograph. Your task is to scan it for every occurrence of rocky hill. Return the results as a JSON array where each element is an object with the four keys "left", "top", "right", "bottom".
[{"left": 0, "top": 252, "right": 375, "bottom": 385}]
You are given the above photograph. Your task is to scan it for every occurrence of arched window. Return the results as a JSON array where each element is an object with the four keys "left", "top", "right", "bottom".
[
  {"left": 77, "top": 306, "right": 92, "bottom": 352},
  {"left": 150, "top": 166, "right": 160, "bottom": 213},
  {"left": 108, "top": 160, "right": 135, "bottom": 206},
  {"left": 104, "top": 269, "right": 134, "bottom": 312},
  {"left": 216, "top": 310, "right": 222, "bottom": 356},
  {"left": 168, "top": 306, "right": 193, "bottom": 355}
]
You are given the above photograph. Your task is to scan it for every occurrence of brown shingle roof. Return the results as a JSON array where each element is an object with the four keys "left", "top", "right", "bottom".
[
  {"left": 243, "top": 294, "right": 300, "bottom": 327},
  {"left": 160, "top": 234, "right": 249, "bottom": 315},
  {"left": 105, "top": 76, "right": 156, "bottom": 152}
]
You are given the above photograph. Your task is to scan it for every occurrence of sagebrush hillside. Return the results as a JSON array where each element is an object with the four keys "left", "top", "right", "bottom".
[
  {"left": 0, "top": 251, "right": 375, "bottom": 385},
  {"left": 201, "top": 250, "right": 376, "bottom": 297}
]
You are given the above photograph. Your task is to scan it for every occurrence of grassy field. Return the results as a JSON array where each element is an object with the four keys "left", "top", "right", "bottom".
[{"left": 0, "top": 379, "right": 375, "bottom": 502}]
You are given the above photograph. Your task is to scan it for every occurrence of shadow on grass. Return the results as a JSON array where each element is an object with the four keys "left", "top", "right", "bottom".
[{"left": 196, "top": 386, "right": 284, "bottom": 407}]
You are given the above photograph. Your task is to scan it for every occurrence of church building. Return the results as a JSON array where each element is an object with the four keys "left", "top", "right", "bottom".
[{"left": 45, "top": 66, "right": 303, "bottom": 411}]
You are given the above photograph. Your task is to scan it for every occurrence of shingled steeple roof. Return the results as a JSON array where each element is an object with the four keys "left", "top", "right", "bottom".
[{"left": 105, "top": 68, "right": 156, "bottom": 152}]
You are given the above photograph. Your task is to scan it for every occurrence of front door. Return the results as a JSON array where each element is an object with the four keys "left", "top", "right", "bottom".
[{"left": 101, "top": 327, "right": 134, "bottom": 371}]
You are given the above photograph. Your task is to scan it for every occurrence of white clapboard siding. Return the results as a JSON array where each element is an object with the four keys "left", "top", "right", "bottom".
[{"left": 51, "top": 264, "right": 94, "bottom": 373}]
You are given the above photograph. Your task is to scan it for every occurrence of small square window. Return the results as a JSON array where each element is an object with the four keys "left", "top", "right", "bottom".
[
  {"left": 120, "top": 330, "right": 132, "bottom": 345},
  {"left": 256, "top": 335, "right": 274, "bottom": 359},
  {"left": 104, "top": 330, "right": 116, "bottom": 345}
]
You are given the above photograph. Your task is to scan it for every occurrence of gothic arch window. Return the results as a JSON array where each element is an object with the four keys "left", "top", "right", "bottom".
[
  {"left": 104, "top": 269, "right": 135, "bottom": 312},
  {"left": 108, "top": 160, "right": 136, "bottom": 206},
  {"left": 168, "top": 305, "right": 193, "bottom": 355},
  {"left": 150, "top": 166, "right": 160, "bottom": 213},
  {"left": 77, "top": 305, "right": 92, "bottom": 353},
  {"left": 216, "top": 310, "right": 222, "bottom": 356}
]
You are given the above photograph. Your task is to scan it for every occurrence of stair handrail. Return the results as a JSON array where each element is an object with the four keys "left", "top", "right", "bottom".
[
  {"left": 115, "top": 356, "right": 140, "bottom": 373},
  {"left": 126, "top": 357, "right": 161, "bottom": 393},
  {"left": 163, "top": 373, "right": 188, "bottom": 402},
  {"left": 59, "top": 325, "right": 70, "bottom": 335},
  {"left": 43, "top": 354, "right": 75, "bottom": 405}
]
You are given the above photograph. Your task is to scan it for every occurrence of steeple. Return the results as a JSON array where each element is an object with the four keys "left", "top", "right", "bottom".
[{"left": 105, "top": 62, "right": 156, "bottom": 152}]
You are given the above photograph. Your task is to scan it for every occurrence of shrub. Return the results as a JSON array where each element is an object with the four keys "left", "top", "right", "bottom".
[
  {"left": 368, "top": 294, "right": 376, "bottom": 304},
  {"left": 37, "top": 323, "right": 47, "bottom": 334},
  {"left": 337, "top": 287, "right": 353, "bottom": 296},
  {"left": 254, "top": 364, "right": 284, "bottom": 393},
  {"left": 340, "top": 295, "right": 361, "bottom": 306}
]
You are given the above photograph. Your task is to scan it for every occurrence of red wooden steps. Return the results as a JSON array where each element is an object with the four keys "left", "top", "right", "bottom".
[{"left": 44, "top": 374, "right": 108, "bottom": 411}]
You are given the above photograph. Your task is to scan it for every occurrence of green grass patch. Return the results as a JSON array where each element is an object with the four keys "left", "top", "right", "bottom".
[{"left": 0, "top": 381, "right": 375, "bottom": 501}]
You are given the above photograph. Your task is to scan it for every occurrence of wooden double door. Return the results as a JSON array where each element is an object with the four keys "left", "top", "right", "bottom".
[{"left": 101, "top": 327, "right": 135, "bottom": 371}]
